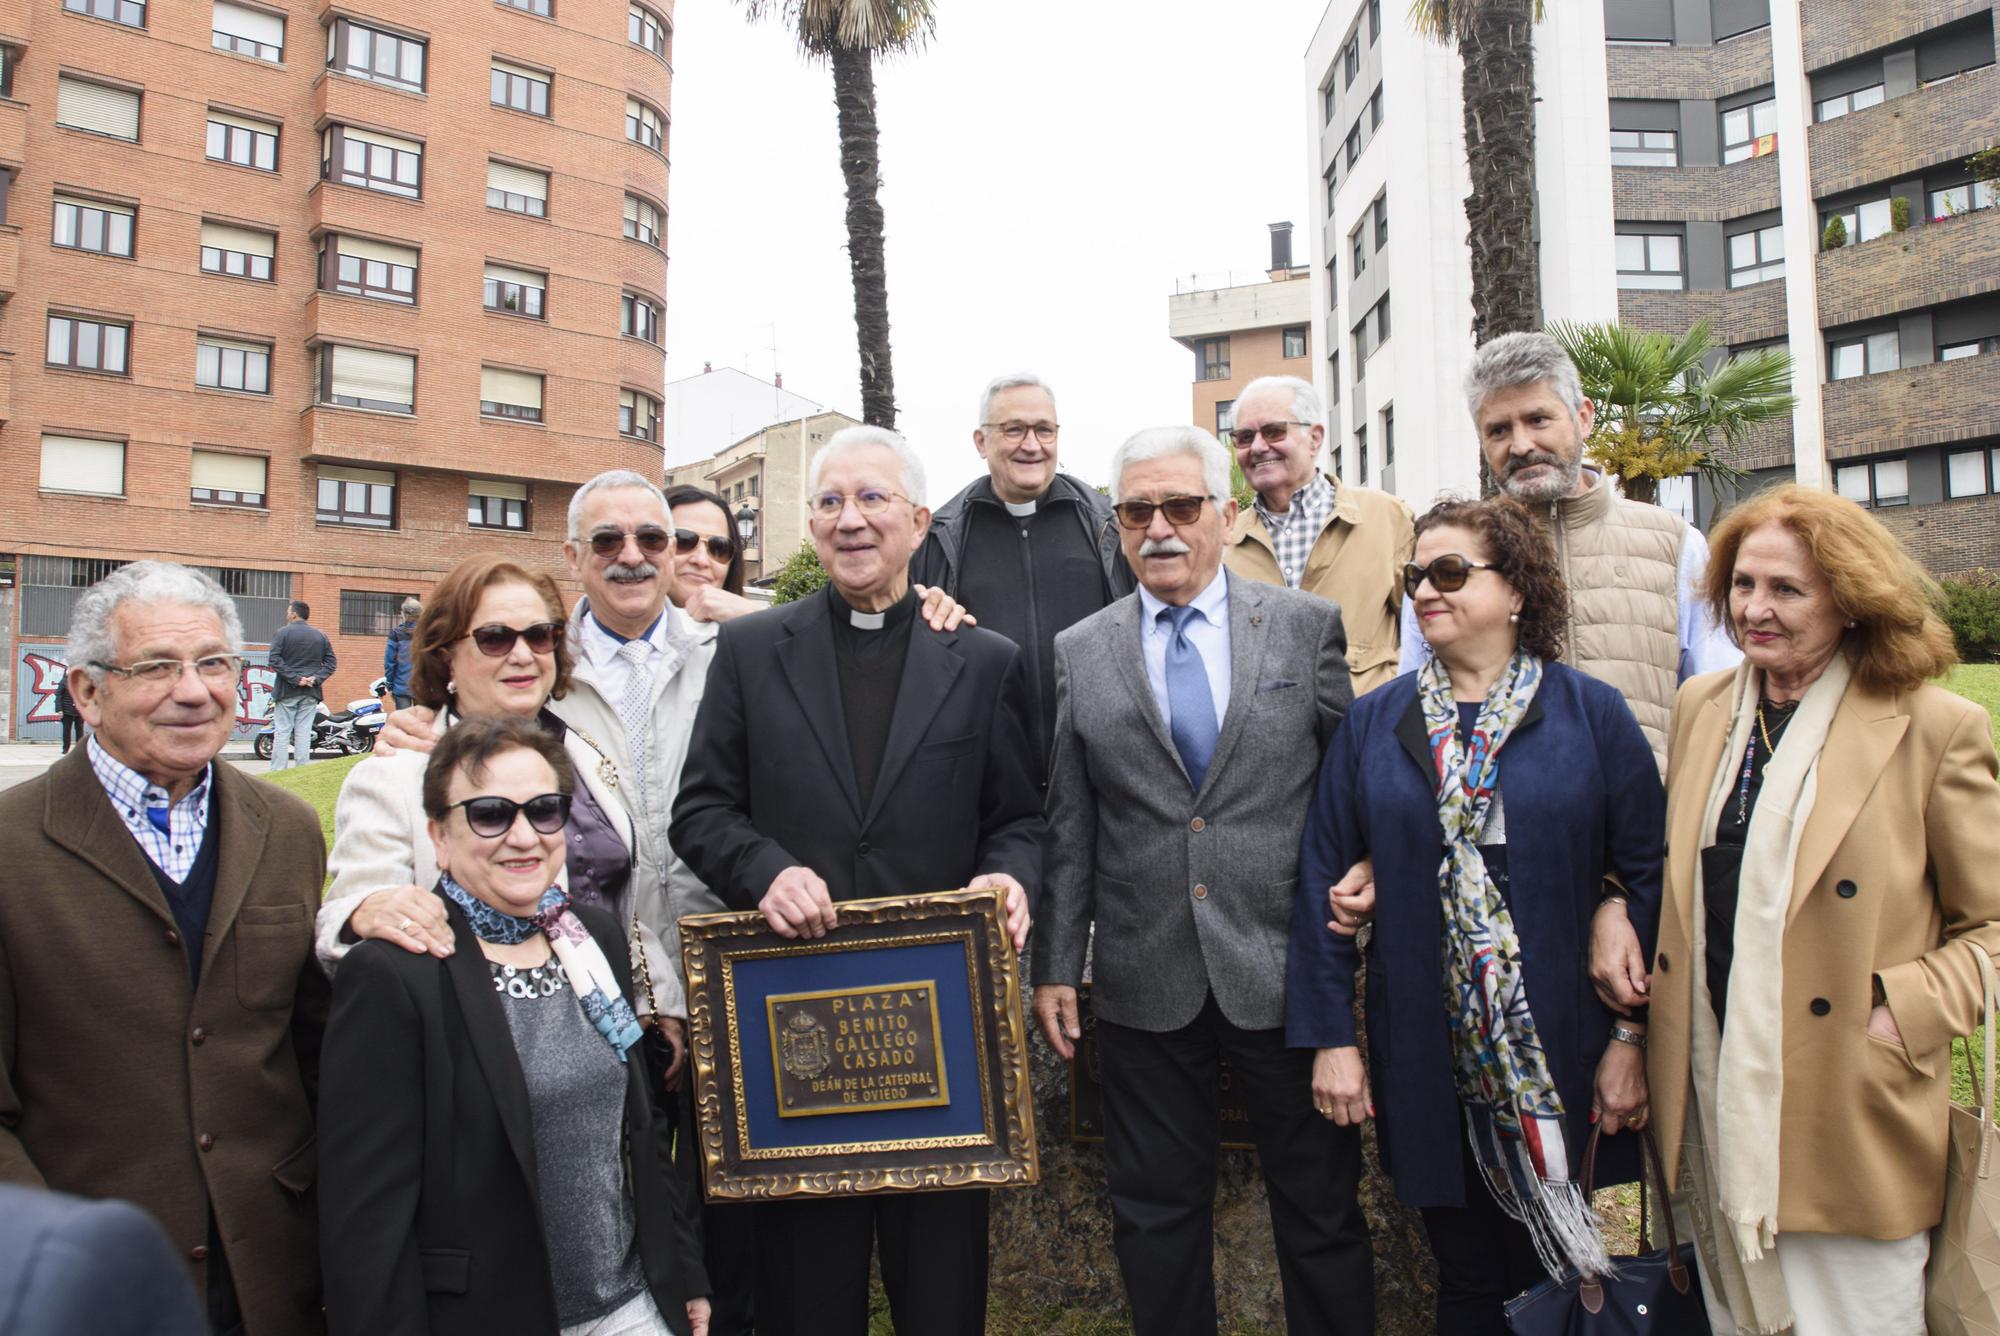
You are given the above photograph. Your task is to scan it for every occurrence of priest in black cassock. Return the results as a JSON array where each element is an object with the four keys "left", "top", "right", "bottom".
[{"left": 670, "top": 424, "right": 1044, "bottom": 1336}]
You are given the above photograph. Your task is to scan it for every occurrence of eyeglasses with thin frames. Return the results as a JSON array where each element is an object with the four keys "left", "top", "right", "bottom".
[
  {"left": 1112, "top": 495, "right": 1210, "bottom": 530},
  {"left": 89, "top": 654, "right": 245, "bottom": 686},
  {"left": 1402, "top": 554, "right": 1499, "bottom": 599},
  {"left": 449, "top": 793, "right": 571, "bottom": 837},
  {"left": 461, "top": 622, "right": 564, "bottom": 657},
  {"left": 983, "top": 421, "right": 1060, "bottom": 445},
  {"left": 1229, "top": 421, "right": 1312, "bottom": 448},
  {"left": 810, "top": 488, "right": 913, "bottom": 519},
  {"left": 587, "top": 527, "right": 672, "bottom": 558}
]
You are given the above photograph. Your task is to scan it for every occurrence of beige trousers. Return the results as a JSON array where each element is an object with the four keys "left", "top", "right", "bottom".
[{"left": 1690, "top": 1225, "right": 1930, "bottom": 1336}]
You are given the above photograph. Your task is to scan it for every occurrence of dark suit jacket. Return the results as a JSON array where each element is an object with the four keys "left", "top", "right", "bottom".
[
  {"left": 670, "top": 590, "right": 1045, "bottom": 908},
  {"left": 1284, "top": 663, "right": 1664, "bottom": 1208},
  {"left": 0, "top": 748, "right": 329, "bottom": 1336},
  {"left": 318, "top": 903, "right": 705, "bottom": 1336},
  {"left": 0, "top": 1184, "right": 207, "bottom": 1336}
]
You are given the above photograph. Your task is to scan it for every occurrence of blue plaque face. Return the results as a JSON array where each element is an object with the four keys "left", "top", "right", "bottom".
[{"left": 681, "top": 889, "right": 1040, "bottom": 1199}]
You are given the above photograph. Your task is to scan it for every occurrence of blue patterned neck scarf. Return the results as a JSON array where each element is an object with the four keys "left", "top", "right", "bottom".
[{"left": 439, "top": 875, "right": 563, "bottom": 944}]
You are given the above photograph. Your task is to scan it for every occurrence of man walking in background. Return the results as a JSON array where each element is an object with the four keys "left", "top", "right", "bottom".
[
  {"left": 379, "top": 596, "right": 419, "bottom": 710},
  {"left": 266, "top": 600, "right": 334, "bottom": 771}
]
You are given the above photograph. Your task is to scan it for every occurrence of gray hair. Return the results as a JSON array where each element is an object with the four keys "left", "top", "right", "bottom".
[
  {"left": 1109, "top": 426, "right": 1233, "bottom": 503},
  {"left": 808, "top": 425, "right": 928, "bottom": 508},
  {"left": 567, "top": 469, "right": 666, "bottom": 541},
  {"left": 400, "top": 597, "right": 422, "bottom": 618},
  {"left": 1463, "top": 331, "right": 1585, "bottom": 422},
  {"left": 977, "top": 372, "right": 1057, "bottom": 426},
  {"left": 66, "top": 562, "right": 245, "bottom": 682},
  {"left": 1238, "top": 374, "right": 1324, "bottom": 429}
]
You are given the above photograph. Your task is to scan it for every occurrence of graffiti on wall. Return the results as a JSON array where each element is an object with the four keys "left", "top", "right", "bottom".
[{"left": 14, "top": 645, "right": 276, "bottom": 740}]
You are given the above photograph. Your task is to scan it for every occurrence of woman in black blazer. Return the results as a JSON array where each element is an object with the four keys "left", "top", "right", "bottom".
[{"left": 320, "top": 716, "right": 710, "bottom": 1336}]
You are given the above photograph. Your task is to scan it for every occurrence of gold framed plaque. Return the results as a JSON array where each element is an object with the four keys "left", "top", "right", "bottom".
[{"left": 679, "top": 888, "right": 1040, "bottom": 1200}]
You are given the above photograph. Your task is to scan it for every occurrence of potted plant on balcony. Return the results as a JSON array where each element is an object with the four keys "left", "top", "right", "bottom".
[
  {"left": 1823, "top": 215, "right": 1848, "bottom": 250},
  {"left": 1890, "top": 196, "right": 1911, "bottom": 232}
]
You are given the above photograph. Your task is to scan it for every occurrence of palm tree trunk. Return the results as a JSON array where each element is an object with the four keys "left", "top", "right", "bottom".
[
  {"left": 1458, "top": 0, "right": 1541, "bottom": 342},
  {"left": 830, "top": 44, "right": 896, "bottom": 429}
]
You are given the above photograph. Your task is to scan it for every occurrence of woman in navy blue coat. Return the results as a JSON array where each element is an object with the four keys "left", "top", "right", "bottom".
[{"left": 1285, "top": 497, "right": 1665, "bottom": 1335}]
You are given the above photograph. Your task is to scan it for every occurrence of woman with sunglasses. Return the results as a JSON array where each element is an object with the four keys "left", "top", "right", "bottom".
[
  {"left": 1284, "top": 496, "right": 1665, "bottom": 1335},
  {"left": 662, "top": 485, "right": 759, "bottom": 625},
  {"left": 316, "top": 556, "right": 678, "bottom": 1036},
  {"left": 320, "top": 715, "right": 710, "bottom": 1335}
]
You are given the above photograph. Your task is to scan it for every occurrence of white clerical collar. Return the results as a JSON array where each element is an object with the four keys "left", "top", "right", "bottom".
[
  {"left": 1003, "top": 498, "right": 1038, "bottom": 518},
  {"left": 850, "top": 609, "right": 886, "bottom": 631}
]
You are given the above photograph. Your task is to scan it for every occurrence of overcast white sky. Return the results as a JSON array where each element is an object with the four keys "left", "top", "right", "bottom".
[{"left": 662, "top": 0, "right": 1330, "bottom": 498}]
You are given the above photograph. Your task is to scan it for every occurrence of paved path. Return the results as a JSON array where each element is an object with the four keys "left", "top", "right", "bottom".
[{"left": 0, "top": 742, "right": 270, "bottom": 793}]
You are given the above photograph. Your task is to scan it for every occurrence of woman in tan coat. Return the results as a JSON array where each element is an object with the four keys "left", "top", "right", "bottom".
[{"left": 1650, "top": 484, "right": 2000, "bottom": 1335}]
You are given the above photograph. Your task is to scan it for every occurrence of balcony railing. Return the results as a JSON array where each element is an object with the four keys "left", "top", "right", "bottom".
[{"left": 1816, "top": 202, "right": 2000, "bottom": 328}]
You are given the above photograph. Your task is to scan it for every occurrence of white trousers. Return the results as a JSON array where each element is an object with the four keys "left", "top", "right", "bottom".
[
  {"left": 1693, "top": 1227, "right": 1930, "bottom": 1336},
  {"left": 558, "top": 1289, "right": 675, "bottom": 1336}
]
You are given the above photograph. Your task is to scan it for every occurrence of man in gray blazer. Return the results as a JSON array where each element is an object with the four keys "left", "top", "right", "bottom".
[{"left": 1032, "top": 425, "right": 1374, "bottom": 1336}]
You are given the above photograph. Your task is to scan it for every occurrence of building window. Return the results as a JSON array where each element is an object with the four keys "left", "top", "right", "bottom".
[
  {"left": 626, "top": 97, "right": 664, "bottom": 153},
  {"left": 497, "top": 0, "right": 552, "bottom": 13},
  {"left": 1368, "top": 0, "right": 1381, "bottom": 43},
  {"left": 200, "top": 220, "right": 274, "bottom": 281},
  {"left": 1283, "top": 326, "right": 1307, "bottom": 359},
  {"left": 0, "top": 45, "right": 14, "bottom": 99},
  {"left": 1214, "top": 400, "right": 1235, "bottom": 438},
  {"left": 320, "top": 234, "right": 418, "bottom": 304},
  {"left": 480, "top": 366, "right": 544, "bottom": 423},
  {"left": 1939, "top": 337, "right": 1998, "bottom": 362},
  {"left": 1345, "top": 125, "right": 1362, "bottom": 168},
  {"left": 469, "top": 479, "right": 529, "bottom": 530},
  {"left": 1375, "top": 293, "right": 1391, "bottom": 342},
  {"left": 630, "top": 3, "right": 668, "bottom": 58},
  {"left": 1197, "top": 337, "right": 1230, "bottom": 381},
  {"left": 1930, "top": 180, "right": 1998, "bottom": 219},
  {"left": 1610, "top": 129, "right": 1678, "bottom": 166},
  {"left": 56, "top": 76, "right": 141, "bottom": 142},
  {"left": 622, "top": 292, "right": 661, "bottom": 343},
  {"left": 1368, "top": 85, "right": 1384, "bottom": 132},
  {"left": 485, "top": 262, "right": 546, "bottom": 319},
  {"left": 1324, "top": 167, "right": 1337, "bottom": 212},
  {"left": 1615, "top": 232, "right": 1684, "bottom": 289},
  {"left": 191, "top": 449, "right": 267, "bottom": 507},
  {"left": 323, "top": 125, "right": 422, "bottom": 199},
  {"left": 1343, "top": 37, "right": 1359, "bottom": 88},
  {"left": 1373, "top": 193, "right": 1388, "bottom": 249},
  {"left": 196, "top": 335, "right": 271, "bottom": 394},
  {"left": 1356, "top": 424, "right": 1369, "bottom": 484},
  {"left": 624, "top": 193, "right": 661, "bottom": 245},
  {"left": 40, "top": 435, "right": 126, "bottom": 496},
  {"left": 319, "top": 467, "right": 398, "bottom": 528},
  {"left": 63, "top": 0, "right": 144, "bottom": 29},
  {"left": 206, "top": 110, "right": 279, "bottom": 172},
  {"left": 1822, "top": 198, "right": 1893, "bottom": 245},
  {"left": 1329, "top": 353, "right": 1339, "bottom": 403},
  {"left": 47, "top": 314, "right": 129, "bottom": 374},
  {"left": 1721, "top": 96, "right": 1777, "bottom": 163},
  {"left": 1834, "top": 458, "right": 1908, "bottom": 508},
  {"left": 1815, "top": 84, "right": 1883, "bottom": 122},
  {"left": 491, "top": 59, "right": 549, "bottom": 115},
  {"left": 1727, "top": 224, "right": 1784, "bottom": 287},
  {"left": 318, "top": 345, "right": 415, "bottom": 414},
  {"left": 1350, "top": 224, "right": 1366, "bottom": 278},
  {"left": 1828, "top": 331, "right": 1899, "bottom": 380},
  {"left": 213, "top": 2, "right": 283, "bottom": 61},
  {"left": 1322, "top": 84, "right": 1336, "bottom": 127},
  {"left": 339, "top": 589, "right": 414, "bottom": 634},
  {"left": 53, "top": 195, "right": 134, "bottom": 258},
  {"left": 329, "top": 19, "right": 425, "bottom": 91},
  {"left": 1946, "top": 449, "right": 2000, "bottom": 499},
  {"left": 488, "top": 160, "right": 548, "bottom": 217},
  {"left": 1382, "top": 404, "right": 1395, "bottom": 468},
  {"left": 620, "top": 388, "right": 659, "bottom": 442}
]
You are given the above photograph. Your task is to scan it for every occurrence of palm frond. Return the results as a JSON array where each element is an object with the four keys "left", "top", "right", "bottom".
[
  {"left": 742, "top": 0, "right": 934, "bottom": 57},
  {"left": 1408, "top": 0, "right": 1545, "bottom": 42}
]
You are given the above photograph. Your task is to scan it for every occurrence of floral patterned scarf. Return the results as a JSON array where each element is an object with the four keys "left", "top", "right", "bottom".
[{"left": 1421, "top": 650, "right": 1613, "bottom": 1281}]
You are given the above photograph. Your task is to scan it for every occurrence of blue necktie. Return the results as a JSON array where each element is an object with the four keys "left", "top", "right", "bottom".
[
  {"left": 145, "top": 792, "right": 172, "bottom": 836},
  {"left": 1158, "top": 605, "right": 1219, "bottom": 792}
]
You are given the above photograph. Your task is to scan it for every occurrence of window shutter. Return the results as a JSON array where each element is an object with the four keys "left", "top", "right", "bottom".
[
  {"left": 483, "top": 262, "right": 544, "bottom": 289},
  {"left": 470, "top": 478, "right": 528, "bottom": 500},
  {"left": 57, "top": 77, "right": 141, "bottom": 140},
  {"left": 192, "top": 449, "right": 269, "bottom": 493},
  {"left": 55, "top": 194, "right": 134, "bottom": 218},
  {"left": 341, "top": 125, "right": 421, "bottom": 154},
  {"left": 492, "top": 58, "right": 548, "bottom": 83},
  {"left": 208, "top": 108, "right": 278, "bottom": 135},
  {"left": 40, "top": 435, "right": 126, "bottom": 495},
  {"left": 337, "top": 235, "right": 418, "bottom": 266},
  {"left": 320, "top": 463, "right": 395, "bottom": 486},
  {"left": 212, "top": 2, "right": 285, "bottom": 47},
  {"left": 330, "top": 347, "right": 415, "bottom": 407},
  {"left": 200, "top": 335, "right": 270, "bottom": 356},
  {"left": 487, "top": 161, "right": 548, "bottom": 201},
  {"left": 201, "top": 221, "right": 276, "bottom": 256},
  {"left": 480, "top": 367, "right": 543, "bottom": 409}
]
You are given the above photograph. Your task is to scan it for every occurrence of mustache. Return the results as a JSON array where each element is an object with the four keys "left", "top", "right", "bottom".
[
  {"left": 1138, "top": 537, "right": 1193, "bottom": 558},
  {"left": 605, "top": 561, "right": 658, "bottom": 583},
  {"left": 1502, "top": 451, "right": 1566, "bottom": 477}
]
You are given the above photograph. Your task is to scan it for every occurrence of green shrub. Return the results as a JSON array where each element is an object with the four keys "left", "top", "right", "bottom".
[
  {"left": 1822, "top": 215, "right": 1848, "bottom": 250},
  {"left": 1890, "top": 195, "right": 1911, "bottom": 232},
  {"left": 769, "top": 541, "right": 829, "bottom": 605},
  {"left": 1940, "top": 570, "right": 2000, "bottom": 663}
]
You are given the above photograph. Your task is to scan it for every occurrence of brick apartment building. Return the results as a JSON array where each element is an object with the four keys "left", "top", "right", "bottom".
[
  {"left": 1166, "top": 223, "right": 1313, "bottom": 448},
  {"left": 0, "top": 0, "right": 673, "bottom": 739},
  {"left": 1305, "top": 0, "right": 2000, "bottom": 573}
]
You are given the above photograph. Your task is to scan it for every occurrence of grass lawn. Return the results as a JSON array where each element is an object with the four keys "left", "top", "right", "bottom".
[{"left": 258, "top": 753, "right": 364, "bottom": 859}]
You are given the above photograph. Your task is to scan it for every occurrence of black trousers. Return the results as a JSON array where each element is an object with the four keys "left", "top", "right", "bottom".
[
  {"left": 750, "top": 1189, "right": 988, "bottom": 1336},
  {"left": 1418, "top": 1110, "right": 1551, "bottom": 1336},
  {"left": 1096, "top": 995, "right": 1374, "bottom": 1336},
  {"left": 60, "top": 717, "right": 82, "bottom": 752},
  {"left": 670, "top": 1080, "right": 756, "bottom": 1335}
]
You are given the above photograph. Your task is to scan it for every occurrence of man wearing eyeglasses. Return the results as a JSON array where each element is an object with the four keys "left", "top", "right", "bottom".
[
  {"left": 673, "top": 425, "right": 1044, "bottom": 1336},
  {"left": 1032, "top": 426, "right": 1374, "bottom": 1336},
  {"left": 1223, "top": 375, "right": 1414, "bottom": 697},
  {"left": 266, "top": 599, "right": 337, "bottom": 770},
  {"left": 911, "top": 373, "right": 1133, "bottom": 779},
  {"left": 0, "top": 562, "right": 330, "bottom": 1336}
]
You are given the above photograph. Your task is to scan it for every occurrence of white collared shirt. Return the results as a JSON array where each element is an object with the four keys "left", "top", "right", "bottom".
[
  {"left": 1136, "top": 567, "right": 1232, "bottom": 731},
  {"left": 575, "top": 600, "right": 687, "bottom": 706},
  {"left": 87, "top": 737, "right": 212, "bottom": 881}
]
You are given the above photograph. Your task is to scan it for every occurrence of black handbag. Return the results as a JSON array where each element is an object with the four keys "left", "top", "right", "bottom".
[{"left": 1503, "top": 1124, "right": 1712, "bottom": 1335}]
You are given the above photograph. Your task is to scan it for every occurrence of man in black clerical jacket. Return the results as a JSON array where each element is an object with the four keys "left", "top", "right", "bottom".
[
  {"left": 909, "top": 372, "right": 1133, "bottom": 782},
  {"left": 670, "top": 424, "right": 1044, "bottom": 1336}
]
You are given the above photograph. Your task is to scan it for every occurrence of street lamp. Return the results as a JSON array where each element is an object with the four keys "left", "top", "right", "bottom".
[{"left": 734, "top": 501, "right": 757, "bottom": 548}]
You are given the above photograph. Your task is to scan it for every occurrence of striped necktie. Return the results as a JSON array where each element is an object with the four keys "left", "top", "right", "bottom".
[{"left": 616, "top": 638, "right": 655, "bottom": 816}]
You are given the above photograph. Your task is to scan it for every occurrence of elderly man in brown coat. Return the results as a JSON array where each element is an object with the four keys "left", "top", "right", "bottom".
[{"left": 0, "top": 562, "right": 329, "bottom": 1336}]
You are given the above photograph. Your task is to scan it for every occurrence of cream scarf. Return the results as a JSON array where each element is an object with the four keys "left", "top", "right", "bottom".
[{"left": 1683, "top": 653, "right": 1851, "bottom": 1335}]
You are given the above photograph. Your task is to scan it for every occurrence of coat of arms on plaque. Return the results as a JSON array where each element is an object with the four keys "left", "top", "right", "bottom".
[{"left": 778, "top": 1007, "right": 831, "bottom": 1080}]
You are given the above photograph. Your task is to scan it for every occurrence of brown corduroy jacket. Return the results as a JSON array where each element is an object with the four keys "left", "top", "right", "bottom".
[{"left": 0, "top": 747, "right": 329, "bottom": 1335}]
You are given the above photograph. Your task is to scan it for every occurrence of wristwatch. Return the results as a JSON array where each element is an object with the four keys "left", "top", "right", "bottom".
[{"left": 1609, "top": 1025, "right": 1648, "bottom": 1050}]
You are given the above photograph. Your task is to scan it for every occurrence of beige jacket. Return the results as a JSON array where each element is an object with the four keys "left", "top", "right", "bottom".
[{"left": 1224, "top": 477, "right": 1414, "bottom": 696}]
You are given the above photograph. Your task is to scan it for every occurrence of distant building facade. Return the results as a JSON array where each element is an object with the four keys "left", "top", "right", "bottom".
[
  {"left": 662, "top": 366, "right": 824, "bottom": 468},
  {"left": 1167, "top": 224, "right": 1315, "bottom": 443},
  {"left": 666, "top": 409, "right": 860, "bottom": 584}
]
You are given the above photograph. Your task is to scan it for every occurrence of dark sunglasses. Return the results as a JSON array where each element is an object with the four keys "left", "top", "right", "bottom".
[
  {"left": 674, "top": 529, "right": 737, "bottom": 561},
  {"left": 1402, "top": 554, "right": 1499, "bottom": 599},
  {"left": 1112, "top": 495, "right": 1209, "bottom": 530},
  {"left": 449, "top": 793, "right": 572, "bottom": 837},
  {"left": 464, "top": 621, "right": 564, "bottom": 657},
  {"left": 1229, "top": 421, "right": 1311, "bottom": 448},
  {"left": 587, "top": 527, "right": 672, "bottom": 558}
]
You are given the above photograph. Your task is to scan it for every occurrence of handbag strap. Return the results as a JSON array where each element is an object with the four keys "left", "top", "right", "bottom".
[
  {"left": 1965, "top": 941, "right": 1996, "bottom": 1180},
  {"left": 1575, "top": 1123, "right": 1693, "bottom": 1301}
]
